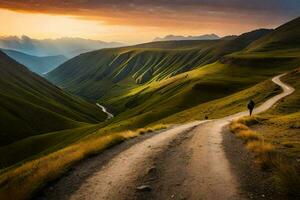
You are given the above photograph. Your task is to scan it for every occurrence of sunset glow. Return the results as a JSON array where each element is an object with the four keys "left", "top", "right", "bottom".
[{"left": 0, "top": 0, "right": 299, "bottom": 43}]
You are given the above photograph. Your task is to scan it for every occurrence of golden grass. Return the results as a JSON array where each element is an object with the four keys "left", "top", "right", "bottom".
[
  {"left": 230, "top": 119, "right": 261, "bottom": 142},
  {"left": 0, "top": 132, "right": 127, "bottom": 200},
  {"left": 237, "top": 130, "right": 261, "bottom": 141},
  {"left": 0, "top": 124, "right": 168, "bottom": 200},
  {"left": 230, "top": 117, "right": 300, "bottom": 196},
  {"left": 138, "top": 124, "right": 168, "bottom": 135},
  {"left": 229, "top": 121, "right": 249, "bottom": 132},
  {"left": 235, "top": 116, "right": 262, "bottom": 126},
  {"left": 246, "top": 140, "right": 275, "bottom": 154}
]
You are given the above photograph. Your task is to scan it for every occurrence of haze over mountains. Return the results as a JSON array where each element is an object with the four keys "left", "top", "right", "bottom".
[
  {"left": 1, "top": 49, "right": 67, "bottom": 75},
  {"left": 154, "top": 34, "right": 220, "bottom": 41},
  {"left": 0, "top": 35, "right": 123, "bottom": 58}
]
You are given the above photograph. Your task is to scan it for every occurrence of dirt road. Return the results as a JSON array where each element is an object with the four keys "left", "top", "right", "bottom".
[{"left": 37, "top": 74, "right": 294, "bottom": 200}]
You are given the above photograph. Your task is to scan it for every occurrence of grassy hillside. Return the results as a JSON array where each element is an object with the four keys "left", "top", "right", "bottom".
[
  {"left": 0, "top": 66, "right": 297, "bottom": 200},
  {"left": 247, "top": 17, "right": 300, "bottom": 52},
  {"left": 2, "top": 49, "right": 67, "bottom": 74},
  {"left": 229, "top": 69, "right": 300, "bottom": 196},
  {"left": 0, "top": 124, "right": 102, "bottom": 170},
  {"left": 0, "top": 51, "right": 107, "bottom": 168},
  {"left": 46, "top": 29, "right": 271, "bottom": 100},
  {"left": 42, "top": 17, "right": 299, "bottom": 164},
  {"left": 1, "top": 17, "right": 300, "bottom": 199},
  {"left": 102, "top": 61, "right": 296, "bottom": 129},
  {"left": 89, "top": 17, "right": 298, "bottom": 131},
  {"left": 255, "top": 68, "right": 300, "bottom": 159}
]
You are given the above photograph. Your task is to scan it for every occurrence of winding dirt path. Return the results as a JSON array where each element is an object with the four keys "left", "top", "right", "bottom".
[{"left": 37, "top": 74, "right": 294, "bottom": 200}]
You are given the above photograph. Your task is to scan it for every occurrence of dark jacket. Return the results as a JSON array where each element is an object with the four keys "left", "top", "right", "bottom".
[{"left": 247, "top": 100, "right": 255, "bottom": 110}]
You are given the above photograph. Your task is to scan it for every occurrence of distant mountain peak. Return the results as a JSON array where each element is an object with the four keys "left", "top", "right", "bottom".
[
  {"left": 0, "top": 35, "right": 124, "bottom": 58},
  {"left": 153, "top": 34, "right": 220, "bottom": 41}
]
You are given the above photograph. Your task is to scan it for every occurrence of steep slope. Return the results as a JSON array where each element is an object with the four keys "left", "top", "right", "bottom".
[
  {"left": 222, "top": 17, "right": 300, "bottom": 68},
  {"left": 103, "top": 61, "right": 296, "bottom": 128},
  {"left": 0, "top": 51, "right": 106, "bottom": 147},
  {"left": 105, "top": 17, "right": 299, "bottom": 122},
  {"left": 246, "top": 17, "right": 300, "bottom": 52},
  {"left": 2, "top": 49, "right": 67, "bottom": 74},
  {"left": 46, "top": 29, "right": 271, "bottom": 100}
]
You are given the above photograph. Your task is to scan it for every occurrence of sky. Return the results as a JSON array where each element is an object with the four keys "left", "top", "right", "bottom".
[{"left": 0, "top": 0, "right": 299, "bottom": 43}]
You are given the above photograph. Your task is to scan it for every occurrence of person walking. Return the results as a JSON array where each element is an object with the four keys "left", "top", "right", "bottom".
[{"left": 247, "top": 99, "right": 255, "bottom": 116}]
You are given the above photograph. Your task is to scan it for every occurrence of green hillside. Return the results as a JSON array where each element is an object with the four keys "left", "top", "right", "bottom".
[
  {"left": 46, "top": 29, "right": 271, "bottom": 100},
  {"left": 246, "top": 17, "right": 300, "bottom": 52},
  {"left": 0, "top": 15, "right": 300, "bottom": 200},
  {"left": 257, "top": 68, "right": 300, "bottom": 159},
  {"left": 222, "top": 17, "right": 300, "bottom": 68},
  {"left": 2, "top": 16, "right": 298, "bottom": 172},
  {"left": 0, "top": 51, "right": 106, "bottom": 148},
  {"left": 46, "top": 17, "right": 299, "bottom": 128},
  {"left": 103, "top": 61, "right": 296, "bottom": 129},
  {"left": 2, "top": 49, "right": 67, "bottom": 74}
]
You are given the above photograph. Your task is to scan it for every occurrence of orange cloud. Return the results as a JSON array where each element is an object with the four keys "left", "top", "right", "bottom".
[{"left": 0, "top": 0, "right": 299, "bottom": 42}]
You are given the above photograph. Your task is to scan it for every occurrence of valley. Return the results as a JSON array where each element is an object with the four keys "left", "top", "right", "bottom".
[
  {"left": 0, "top": 14, "right": 299, "bottom": 200},
  {"left": 37, "top": 74, "right": 294, "bottom": 200},
  {"left": 1, "top": 49, "right": 67, "bottom": 75}
]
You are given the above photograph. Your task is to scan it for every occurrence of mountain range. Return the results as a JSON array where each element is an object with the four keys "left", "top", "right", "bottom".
[
  {"left": 0, "top": 36, "right": 123, "bottom": 58},
  {"left": 1, "top": 49, "right": 67, "bottom": 74},
  {"left": 153, "top": 34, "right": 220, "bottom": 41}
]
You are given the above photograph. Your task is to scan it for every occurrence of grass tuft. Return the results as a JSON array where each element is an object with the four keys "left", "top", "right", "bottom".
[
  {"left": 229, "top": 121, "right": 249, "bottom": 132},
  {"left": 236, "top": 116, "right": 263, "bottom": 126},
  {"left": 246, "top": 140, "right": 275, "bottom": 154},
  {"left": 230, "top": 117, "right": 300, "bottom": 194},
  {"left": 237, "top": 130, "right": 261, "bottom": 141},
  {"left": 138, "top": 124, "right": 168, "bottom": 135}
]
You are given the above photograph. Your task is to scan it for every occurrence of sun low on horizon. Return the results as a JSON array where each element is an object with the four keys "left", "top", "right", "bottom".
[{"left": 1, "top": 0, "right": 299, "bottom": 43}]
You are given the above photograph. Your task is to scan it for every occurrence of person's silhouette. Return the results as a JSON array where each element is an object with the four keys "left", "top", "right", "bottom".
[{"left": 247, "top": 99, "right": 255, "bottom": 116}]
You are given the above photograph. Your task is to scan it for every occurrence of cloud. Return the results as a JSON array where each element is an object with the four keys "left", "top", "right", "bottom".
[
  {"left": 0, "top": 0, "right": 299, "bottom": 40},
  {"left": 0, "top": 1, "right": 299, "bottom": 23}
]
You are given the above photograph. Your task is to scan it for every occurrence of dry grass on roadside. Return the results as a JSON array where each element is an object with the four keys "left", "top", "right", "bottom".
[
  {"left": 230, "top": 118, "right": 277, "bottom": 170},
  {"left": 237, "top": 130, "right": 261, "bottom": 141},
  {"left": 138, "top": 124, "right": 168, "bottom": 135},
  {"left": 0, "top": 132, "right": 128, "bottom": 200},
  {"left": 230, "top": 121, "right": 248, "bottom": 132},
  {"left": 230, "top": 117, "right": 300, "bottom": 197},
  {"left": 0, "top": 124, "right": 168, "bottom": 200},
  {"left": 246, "top": 140, "right": 275, "bottom": 154},
  {"left": 246, "top": 140, "right": 276, "bottom": 170},
  {"left": 230, "top": 120, "right": 261, "bottom": 142}
]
